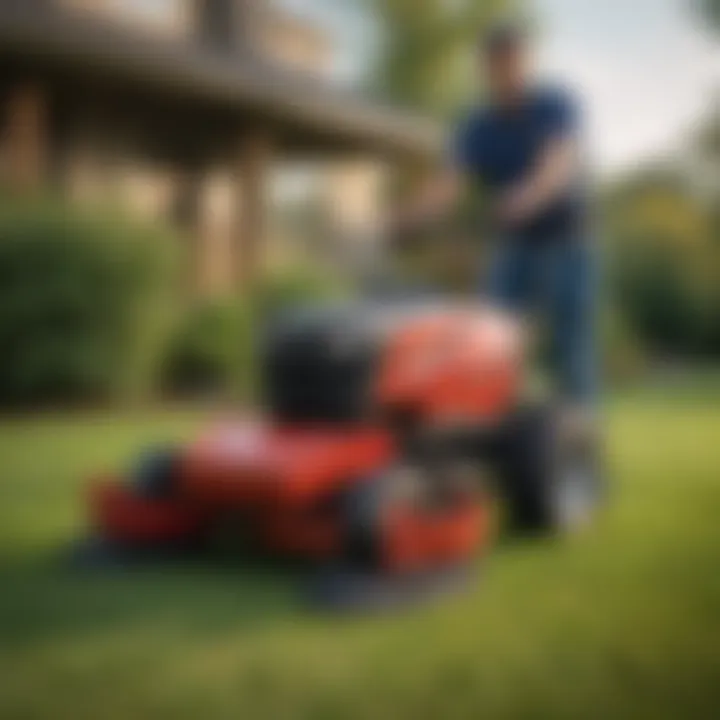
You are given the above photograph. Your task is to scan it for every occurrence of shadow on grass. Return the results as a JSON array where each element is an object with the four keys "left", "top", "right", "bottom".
[
  {"left": 0, "top": 498, "right": 543, "bottom": 651},
  {"left": 0, "top": 547, "right": 310, "bottom": 650},
  {"left": 0, "top": 541, "right": 501, "bottom": 650}
]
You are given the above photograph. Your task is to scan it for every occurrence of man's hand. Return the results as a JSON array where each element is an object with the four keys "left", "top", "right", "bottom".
[
  {"left": 496, "top": 183, "right": 540, "bottom": 227},
  {"left": 389, "top": 167, "right": 466, "bottom": 245},
  {"left": 495, "top": 136, "right": 578, "bottom": 229}
]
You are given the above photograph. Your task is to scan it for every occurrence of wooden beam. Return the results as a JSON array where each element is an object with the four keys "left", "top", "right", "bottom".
[
  {"left": 2, "top": 83, "right": 48, "bottom": 192},
  {"left": 233, "top": 130, "right": 272, "bottom": 292}
]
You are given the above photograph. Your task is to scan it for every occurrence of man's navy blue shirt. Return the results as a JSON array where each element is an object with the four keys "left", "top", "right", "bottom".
[{"left": 452, "top": 85, "right": 586, "bottom": 241}]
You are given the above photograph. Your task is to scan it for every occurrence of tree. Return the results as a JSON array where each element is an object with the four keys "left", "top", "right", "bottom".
[
  {"left": 346, "top": 0, "right": 516, "bottom": 119},
  {"left": 698, "top": 0, "right": 720, "bottom": 31},
  {"left": 606, "top": 166, "right": 720, "bottom": 358},
  {"left": 693, "top": 106, "right": 720, "bottom": 244}
]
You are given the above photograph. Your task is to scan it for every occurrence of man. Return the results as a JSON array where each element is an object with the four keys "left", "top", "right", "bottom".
[{"left": 394, "top": 23, "right": 597, "bottom": 428}]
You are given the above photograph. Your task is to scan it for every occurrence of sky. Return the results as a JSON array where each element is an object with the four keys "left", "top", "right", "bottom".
[
  {"left": 278, "top": 0, "right": 719, "bottom": 178},
  {"left": 532, "top": 0, "right": 719, "bottom": 175}
]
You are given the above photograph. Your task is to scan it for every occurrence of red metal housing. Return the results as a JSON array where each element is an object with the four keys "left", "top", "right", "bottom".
[{"left": 87, "top": 305, "right": 521, "bottom": 572}]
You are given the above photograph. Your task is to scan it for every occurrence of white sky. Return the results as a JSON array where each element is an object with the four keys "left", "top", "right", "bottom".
[
  {"left": 279, "top": 0, "right": 719, "bottom": 177},
  {"left": 532, "top": 0, "right": 719, "bottom": 175}
]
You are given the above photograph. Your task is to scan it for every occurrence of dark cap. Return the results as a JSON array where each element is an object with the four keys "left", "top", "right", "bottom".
[{"left": 480, "top": 21, "right": 527, "bottom": 55}]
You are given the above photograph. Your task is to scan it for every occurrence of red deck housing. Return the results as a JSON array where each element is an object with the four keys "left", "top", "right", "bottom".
[
  {"left": 88, "top": 422, "right": 491, "bottom": 568},
  {"left": 90, "top": 480, "right": 205, "bottom": 545},
  {"left": 87, "top": 305, "right": 521, "bottom": 571},
  {"left": 179, "top": 422, "right": 395, "bottom": 508}
]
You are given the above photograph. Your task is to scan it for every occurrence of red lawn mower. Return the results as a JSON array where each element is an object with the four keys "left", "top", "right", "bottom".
[{"left": 80, "top": 252, "right": 601, "bottom": 609}]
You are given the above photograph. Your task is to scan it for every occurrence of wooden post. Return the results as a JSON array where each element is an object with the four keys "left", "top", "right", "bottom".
[
  {"left": 173, "top": 166, "right": 206, "bottom": 293},
  {"left": 2, "top": 83, "right": 47, "bottom": 193},
  {"left": 193, "top": 0, "right": 259, "bottom": 55},
  {"left": 231, "top": 128, "right": 272, "bottom": 403},
  {"left": 192, "top": 168, "right": 240, "bottom": 296},
  {"left": 233, "top": 130, "right": 272, "bottom": 292}
]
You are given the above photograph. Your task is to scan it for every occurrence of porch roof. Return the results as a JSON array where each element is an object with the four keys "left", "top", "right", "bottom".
[{"left": 0, "top": 1, "right": 442, "bottom": 158}]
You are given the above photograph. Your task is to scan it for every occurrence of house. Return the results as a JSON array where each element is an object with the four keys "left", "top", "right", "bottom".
[{"left": 0, "top": 0, "right": 439, "bottom": 292}]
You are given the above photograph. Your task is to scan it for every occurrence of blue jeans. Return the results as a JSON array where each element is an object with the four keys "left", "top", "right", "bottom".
[{"left": 486, "top": 236, "right": 598, "bottom": 406}]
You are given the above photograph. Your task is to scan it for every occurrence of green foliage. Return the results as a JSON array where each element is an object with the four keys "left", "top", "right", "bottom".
[
  {"left": 0, "top": 195, "right": 349, "bottom": 407},
  {"left": 162, "top": 300, "right": 254, "bottom": 400},
  {"left": 602, "top": 305, "right": 647, "bottom": 383},
  {"left": 606, "top": 173, "right": 720, "bottom": 359},
  {"left": 698, "top": 0, "right": 720, "bottom": 31},
  {"left": 257, "top": 264, "right": 348, "bottom": 321},
  {"left": 0, "top": 197, "right": 178, "bottom": 407},
  {"left": 163, "top": 265, "right": 346, "bottom": 401},
  {"left": 349, "top": 0, "right": 515, "bottom": 118}
]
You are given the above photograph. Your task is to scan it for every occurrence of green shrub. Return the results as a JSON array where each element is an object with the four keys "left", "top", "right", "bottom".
[
  {"left": 611, "top": 237, "right": 717, "bottom": 357},
  {"left": 257, "top": 264, "right": 347, "bottom": 321},
  {"left": 162, "top": 265, "right": 346, "bottom": 402},
  {"left": 162, "top": 300, "right": 254, "bottom": 400},
  {"left": 0, "top": 198, "right": 178, "bottom": 407},
  {"left": 602, "top": 306, "right": 647, "bottom": 385}
]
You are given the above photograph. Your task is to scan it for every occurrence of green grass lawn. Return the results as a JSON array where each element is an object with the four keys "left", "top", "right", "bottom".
[{"left": 1, "top": 390, "right": 720, "bottom": 720}]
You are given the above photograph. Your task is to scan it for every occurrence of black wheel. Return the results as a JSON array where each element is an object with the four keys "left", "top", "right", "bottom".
[
  {"left": 496, "top": 404, "right": 604, "bottom": 535},
  {"left": 342, "top": 467, "right": 421, "bottom": 569},
  {"left": 130, "top": 446, "right": 179, "bottom": 499}
]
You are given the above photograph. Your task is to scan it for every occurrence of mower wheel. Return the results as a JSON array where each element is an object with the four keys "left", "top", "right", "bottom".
[
  {"left": 497, "top": 404, "right": 603, "bottom": 535},
  {"left": 342, "top": 467, "right": 418, "bottom": 569},
  {"left": 131, "top": 446, "right": 180, "bottom": 499}
]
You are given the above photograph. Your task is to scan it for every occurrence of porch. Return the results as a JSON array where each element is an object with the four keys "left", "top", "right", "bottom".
[{"left": 0, "top": 0, "right": 440, "bottom": 292}]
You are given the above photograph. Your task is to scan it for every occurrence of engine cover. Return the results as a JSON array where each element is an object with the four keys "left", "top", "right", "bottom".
[{"left": 263, "top": 300, "right": 524, "bottom": 426}]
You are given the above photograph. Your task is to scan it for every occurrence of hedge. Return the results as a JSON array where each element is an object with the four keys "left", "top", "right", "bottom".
[{"left": 0, "top": 198, "right": 178, "bottom": 407}]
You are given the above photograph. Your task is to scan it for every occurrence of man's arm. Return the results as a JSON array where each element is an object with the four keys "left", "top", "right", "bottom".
[
  {"left": 392, "top": 166, "right": 467, "bottom": 236},
  {"left": 497, "top": 135, "right": 577, "bottom": 225},
  {"left": 391, "top": 110, "right": 476, "bottom": 237},
  {"left": 498, "top": 88, "right": 580, "bottom": 227}
]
